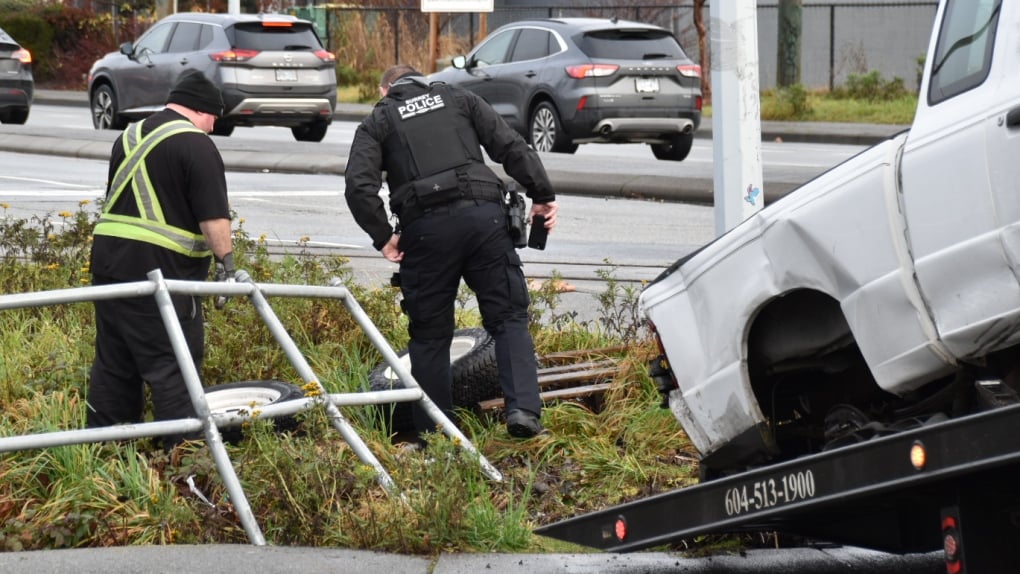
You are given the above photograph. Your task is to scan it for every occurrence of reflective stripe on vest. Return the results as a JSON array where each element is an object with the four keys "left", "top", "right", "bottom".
[{"left": 93, "top": 120, "right": 211, "bottom": 258}]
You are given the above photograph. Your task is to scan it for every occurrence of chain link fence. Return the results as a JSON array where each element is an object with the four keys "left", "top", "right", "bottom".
[{"left": 305, "top": 1, "right": 937, "bottom": 92}]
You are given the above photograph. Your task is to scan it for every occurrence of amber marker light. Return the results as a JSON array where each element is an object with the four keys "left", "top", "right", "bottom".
[{"left": 910, "top": 441, "right": 926, "bottom": 470}]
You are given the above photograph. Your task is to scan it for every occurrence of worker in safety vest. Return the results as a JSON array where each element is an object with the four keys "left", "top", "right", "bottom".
[{"left": 87, "top": 70, "right": 234, "bottom": 451}]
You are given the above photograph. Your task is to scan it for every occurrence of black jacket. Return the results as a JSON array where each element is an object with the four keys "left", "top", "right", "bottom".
[{"left": 344, "top": 76, "right": 555, "bottom": 250}]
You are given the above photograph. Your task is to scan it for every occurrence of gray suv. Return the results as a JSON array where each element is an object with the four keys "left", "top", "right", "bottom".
[
  {"left": 429, "top": 18, "right": 702, "bottom": 161},
  {"left": 0, "top": 26, "right": 33, "bottom": 125},
  {"left": 87, "top": 13, "right": 337, "bottom": 142}
]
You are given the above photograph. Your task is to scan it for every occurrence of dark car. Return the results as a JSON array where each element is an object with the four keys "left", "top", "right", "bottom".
[
  {"left": 0, "top": 26, "right": 33, "bottom": 125},
  {"left": 429, "top": 17, "right": 702, "bottom": 161},
  {"left": 87, "top": 13, "right": 337, "bottom": 142}
]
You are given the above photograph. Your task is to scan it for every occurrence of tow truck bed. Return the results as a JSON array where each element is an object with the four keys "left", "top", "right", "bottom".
[{"left": 535, "top": 403, "right": 1020, "bottom": 572}]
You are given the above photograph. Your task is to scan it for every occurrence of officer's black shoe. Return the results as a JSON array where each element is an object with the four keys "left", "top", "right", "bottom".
[{"left": 506, "top": 409, "right": 549, "bottom": 439}]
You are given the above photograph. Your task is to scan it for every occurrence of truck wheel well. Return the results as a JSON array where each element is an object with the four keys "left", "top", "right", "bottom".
[{"left": 746, "top": 290, "right": 889, "bottom": 461}]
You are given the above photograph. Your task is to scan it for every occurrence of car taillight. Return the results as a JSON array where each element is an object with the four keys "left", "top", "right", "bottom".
[
  {"left": 13, "top": 48, "right": 30, "bottom": 64},
  {"left": 576, "top": 95, "right": 588, "bottom": 111},
  {"left": 314, "top": 49, "right": 336, "bottom": 63},
  {"left": 261, "top": 20, "right": 293, "bottom": 28},
  {"left": 565, "top": 64, "right": 618, "bottom": 79},
  {"left": 209, "top": 49, "right": 260, "bottom": 62},
  {"left": 695, "top": 95, "right": 703, "bottom": 110},
  {"left": 678, "top": 64, "right": 701, "bottom": 78}
]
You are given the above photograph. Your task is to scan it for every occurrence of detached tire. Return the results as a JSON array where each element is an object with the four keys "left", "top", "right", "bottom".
[
  {"left": 203, "top": 380, "right": 305, "bottom": 443},
  {"left": 368, "top": 327, "right": 500, "bottom": 433}
]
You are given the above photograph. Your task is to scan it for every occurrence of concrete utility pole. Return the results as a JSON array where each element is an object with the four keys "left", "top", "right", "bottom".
[
  {"left": 711, "top": 0, "right": 764, "bottom": 235},
  {"left": 777, "top": 0, "right": 802, "bottom": 87}
]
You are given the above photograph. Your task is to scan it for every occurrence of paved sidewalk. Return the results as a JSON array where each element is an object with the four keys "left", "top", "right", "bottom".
[{"left": 0, "top": 542, "right": 943, "bottom": 573}]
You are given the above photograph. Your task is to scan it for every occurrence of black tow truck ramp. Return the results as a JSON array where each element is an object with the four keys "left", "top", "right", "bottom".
[{"left": 534, "top": 403, "right": 1020, "bottom": 573}]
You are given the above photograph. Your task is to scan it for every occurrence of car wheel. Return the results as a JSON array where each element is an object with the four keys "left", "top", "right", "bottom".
[
  {"left": 529, "top": 101, "right": 578, "bottom": 154},
  {"left": 292, "top": 120, "right": 329, "bottom": 142},
  {"left": 368, "top": 327, "right": 501, "bottom": 433},
  {"left": 1, "top": 108, "right": 28, "bottom": 125},
  {"left": 211, "top": 119, "right": 234, "bottom": 137},
  {"left": 203, "top": 380, "right": 306, "bottom": 443},
  {"left": 92, "top": 85, "right": 127, "bottom": 130},
  {"left": 650, "top": 132, "right": 694, "bottom": 162}
]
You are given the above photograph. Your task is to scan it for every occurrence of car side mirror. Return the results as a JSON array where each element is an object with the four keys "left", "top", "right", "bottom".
[
  {"left": 119, "top": 42, "right": 134, "bottom": 58},
  {"left": 452, "top": 55, "right": 467, "bottom": 69}
]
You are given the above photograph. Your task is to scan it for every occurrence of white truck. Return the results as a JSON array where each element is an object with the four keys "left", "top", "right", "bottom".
[{"left": 537, "top": 1, "right": 1020, "bottom": 570}]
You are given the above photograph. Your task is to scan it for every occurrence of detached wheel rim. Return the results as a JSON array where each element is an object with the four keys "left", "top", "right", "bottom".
[
  {"left": 205, "top": 387, "right": 286, "bottom": 415},
  {"left": 380, "top": 333, "right": 478, "bottom": 381},
  {"left": 532, "top": 107, "right": 556, "bottom": 152}
]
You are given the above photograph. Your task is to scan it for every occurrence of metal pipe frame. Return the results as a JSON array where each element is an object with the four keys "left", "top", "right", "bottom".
[{"left": 0, "top": 267, "right": 504, "bottom": 545}]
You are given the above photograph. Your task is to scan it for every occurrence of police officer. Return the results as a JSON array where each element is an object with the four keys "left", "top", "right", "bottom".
[
  {"left": 87, "top": 70, "right": 235, "bottom": 450},
  {"left": 345, "top": 64, "right": 559, "bottom": 440}
]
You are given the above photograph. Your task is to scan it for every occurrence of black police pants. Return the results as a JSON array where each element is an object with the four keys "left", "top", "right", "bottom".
[
  {"left": 88, "top": 279, "right": 203, "bottom": 449},
  {"left": 398, "top": 200, "right": 541, "bottom": 433}
]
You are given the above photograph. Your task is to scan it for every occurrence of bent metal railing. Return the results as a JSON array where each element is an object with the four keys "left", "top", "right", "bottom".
[{"left": 0, "top": 268, "right": 502, "bottom": 546}]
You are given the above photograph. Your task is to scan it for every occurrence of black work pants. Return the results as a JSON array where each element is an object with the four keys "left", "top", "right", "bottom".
[
  {"left": 398, "top": 199, "right": 540, "bottom": 433},
  {"left": 88, "top": 275, "right": 203, "bottom": 449}
]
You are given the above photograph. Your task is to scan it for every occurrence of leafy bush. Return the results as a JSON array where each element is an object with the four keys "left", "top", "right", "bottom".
[
  {"left": 0, "top": 13, "right": 53, "bottom": 82},
  {"left": 831, "top": 70, "right": 910, "bottom": 102},
  {"left": 761, "top": 83, "right": 813, "bottom": 121}
]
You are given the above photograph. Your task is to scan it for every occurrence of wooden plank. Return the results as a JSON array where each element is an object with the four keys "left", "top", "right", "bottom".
[
  {"left": 538, "top": 359, "right": 615, "bottom": 376},
  {"left": 539, "top": 346, "right": 628, "bottom": 364},
  {"left": 478, "top": 383, "right": 613, "bottom": 411},
  {"left": 538, "top": 367, "right": 621, "bottom": 389}
]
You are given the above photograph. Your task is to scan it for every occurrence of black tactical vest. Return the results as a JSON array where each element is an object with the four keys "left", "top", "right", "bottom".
[{"left": 381, "top": 80, "right": 487, "bottom": 214}]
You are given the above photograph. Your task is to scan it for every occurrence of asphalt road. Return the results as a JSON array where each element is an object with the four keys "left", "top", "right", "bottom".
[{"left": 0, "top": 93, "right": 940, "bottom": 573}]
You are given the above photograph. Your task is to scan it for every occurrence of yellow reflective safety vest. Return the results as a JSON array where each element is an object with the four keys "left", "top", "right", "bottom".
[{"left": 93, "top": 120, "right": 212, "bottom": 258}]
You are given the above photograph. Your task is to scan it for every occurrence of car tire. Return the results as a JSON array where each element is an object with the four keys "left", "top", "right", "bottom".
[
  {"left": 368, "top": 327, "right": 501, "bottom": 433},
  {"left": 203, "top": 380, "right": 306, "bottom": 443},
  {"left": 1, "top": 108, "right": 28, "bottom": 125},
  {"left": 292, "top": 120, "right": 329, "bottom": 142},
  {"left": 91, "top": 85, "right": 128, "bottom": 130},
  {"left": 529, "top": 101, "right": 578, "bottom": 154},
  {"left": 211, "top": 119, "right": 235, "bottom": 137},
  {"left": 651, "top": 132, "right": 694, "bottom": 162}
]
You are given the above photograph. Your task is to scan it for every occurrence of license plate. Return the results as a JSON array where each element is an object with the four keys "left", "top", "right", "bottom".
[
  {"left": 276, "top": 69, "right": 298, "bottom": 82},
  {"left": 635, "top": 77, "right": 660, "bottom": 93}
]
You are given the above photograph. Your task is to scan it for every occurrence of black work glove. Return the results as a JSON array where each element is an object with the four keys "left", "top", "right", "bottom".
[{"left": 213, "top": 252, "right": 235, "bottom": 310}]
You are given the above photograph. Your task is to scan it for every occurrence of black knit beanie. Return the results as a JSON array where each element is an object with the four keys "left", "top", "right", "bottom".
[{"left": 166, "top": 70, "right": 224, "bottom": 116}]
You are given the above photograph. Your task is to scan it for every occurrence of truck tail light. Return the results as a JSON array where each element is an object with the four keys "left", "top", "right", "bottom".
[
  {"left": 565, "top": 64, "right": 618, "bottom": 79},
  {"left": 647, "top": 320, "right": 679, "bottom": 408},
  {"left": 942, "top": 515, "right": 962, "bottom": 574}
]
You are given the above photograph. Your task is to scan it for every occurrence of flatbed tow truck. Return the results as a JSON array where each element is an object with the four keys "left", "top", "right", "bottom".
[
  {"left": 536, "top": 401, "right": 1020, "bottom": 572},
  {"left": 539, "top": 1, "right": 1020, "bottom": 571}
]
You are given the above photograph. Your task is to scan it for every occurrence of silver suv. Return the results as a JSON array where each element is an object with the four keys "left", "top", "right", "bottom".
[
  {"left": 87, "top": 13, "right": 337, "bottom": 142},
  {"left": 429, "top": 18, "right": 702, "bottom": 161}
]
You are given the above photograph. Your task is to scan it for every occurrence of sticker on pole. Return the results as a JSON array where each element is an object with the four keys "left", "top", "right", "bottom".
[{"left": 421, "top": 0, "right": 493, "bottom": 12}]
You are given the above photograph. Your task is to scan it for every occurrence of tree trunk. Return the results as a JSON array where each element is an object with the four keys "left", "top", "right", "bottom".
[
  {"left": 693, "top": 0, "right": 709, "bottom": 102},
  {"left": 777, "top": 0, "right": 802, "bottom": 87}
]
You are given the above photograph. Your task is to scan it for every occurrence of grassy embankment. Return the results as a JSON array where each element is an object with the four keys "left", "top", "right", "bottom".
[{"left": 0, "top": 204, "right": 701, "bottom": 554}]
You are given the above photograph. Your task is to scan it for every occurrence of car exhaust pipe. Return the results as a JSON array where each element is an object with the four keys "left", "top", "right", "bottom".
[
  {"left": 682, "top": 124, "right": 693, "bottom": 134},
  {"left": 599, "top": 124, "right": 613, "bottom": 137}
]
